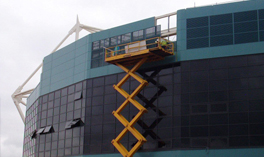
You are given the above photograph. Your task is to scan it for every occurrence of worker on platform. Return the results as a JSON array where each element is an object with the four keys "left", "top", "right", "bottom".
[
  {"left": 114, "top": 45, "right": 120, "bottom": 56},
  {"left": 160, "top": 39, "right": 168, "bottom": 49}
]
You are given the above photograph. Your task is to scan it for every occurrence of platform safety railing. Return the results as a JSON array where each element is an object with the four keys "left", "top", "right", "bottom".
[{"left": 104, "top": 37, "right": 174, "bottom": 59}]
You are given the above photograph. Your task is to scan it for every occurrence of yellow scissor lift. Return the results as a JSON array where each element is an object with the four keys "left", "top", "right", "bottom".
[{"left": 104, "top": 37, "right": 174, "bottom": 157}]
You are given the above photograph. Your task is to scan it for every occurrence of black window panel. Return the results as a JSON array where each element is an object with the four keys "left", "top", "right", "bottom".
[
  {"left": 259, "top": 9, "right": 264, "bottom": 19},
  {"left": 235, "top": 32, "right": 258, "bottom": 44},
  {"left": 191, "top": 138, "right": 208, "bottom": 147},
  {"left": 48, "top": 101, "right": 54, "bottom": 109},
  {"left": 210, "top": 125, "right": 228, "bottom": 136},
  {"left": 158, "top": 117, "right": 172, "bottom": 128},
  {"left": 210, "top": 35, "right": 233, "bottom": 47},
  {"left": 191, "top": 104, "right": 207, "bottom": 114},
  {"left": 60, "top": 113, "right": 66, "bottom": 123},
  {"left": 91, "top": 115, "right": 103, "bottom": 125},
  {"left": 47, "top": 109, "right": 53, "bottom": 117},
  {"left": 234, "top": 10, "right": 257, "bottom": 22},
  {"left": 190, "top": 60, "right": 209, "bottom": 71},
  {"left": 248, "top": 65, "right": 264, "bottom": 77},
  {"left": 209, "top": 69, "right": 228, "bottom": 80},
  {"left": 230, "top": 124, "right": 248, "bottom": 135},
  {"left": 133, "top": 30, "right": 144, "bottom": 41},
  {"left": 61, "top": 96, "right": 67, "bottom": 105},
  {"left": 250, "top": 136, "right": 264, "bottom": 146},
  {"left": 91, "top": 125, "right": 102, "bottom": 134},
  {"left": 105, "top": 75, "right": 117, "bottom": 85},
  {"left": 248, "top": 77, "right": 264, "bottom": 89},
  {"left": 74, "top": 100, "right": 82, "bottom": 110},
  {"left": 187, "top": 27, "right": 208, "bottom": 38},
  {"left": 209, "top": 80, "right": 228, "bottom": 91},
  {"left": 229, "top": 101, "right": 248, "bottom": 112},
  {"left": 181, "top": 127, "right": 189, "bottom": 137},
  {"left": 209, "top": 57, "right": 228, "bottom": 69},
  {"left": 229, "top": 78, "right": 248, "bottom": 90},
  {"left": 229, "top": 136, "right": 249, "bottom": 147},
  {"left": 209, "top": 114, "right": 228, "bottom": 125},
  {"left": 187, "top": 17, "right": 208, "bottom": 28},
  {"left": 229, "top": 113, "right": 248, "bottom": 124},
  {"left": 121, "top": 33, "right": 131, "bottom": 43},
  {"left": 229, "top": 90, "right": 248, "bottom": 101},
  {"left": 158, "top": 96, "right": 173, "bottom": 107},
  {"left": 55, "top": 90, "right": 61, "bottom": 99},
  {"left": 92, "top": 106, "right": 103, "bottom": 115},
  {"left": 74, "top": 109, "right": 81, "bottom": 119},
  {"left": 187, "top": 37, "right": 209, "bottom": 49},
  {"left": 181, "top": 105, "right": 190, "bottom": 115},
  {"left": 67, "top": 103, "right": 74, "bottom": 112},
  {"left": 110, "top": 37, "right": 117, "bottom": 46},
  {"left": 209, "top": 91, "right": 227, "bottom": 102},
  {"left": 92, "top": 87, "right": 104, "bottom": 96},
  {"left": 234, "top": 21, "right": 258, "bottom": 33},
  {"left": 48, "top": 93, "right": 54, "bottom": 101},
  {"left": 190, "top": 71, "right": 208, "bottom": 82},
  {"left": 53, "top": 115, "right": 59, "bottom": 124},
  {"left": 54, "top": 98, "right": 60, "bottom": 107},
  {"left": 159, "top": 74, "right": 173, "bottom": 85},
  {"left": 41, "top": 111, "right": 47, "bottom": 119},
  {"left": 210, "top": 13, "right": 232, "bottom": 25},
  {"left": 259, "top": 20, "right": 264, "bottom": 30},
  {"left": 67, "top": 111, "right": 73, "bottom": 120},
  {"left": 248, "top": 89, "right": 264, "bottom": 100},
  {"left": 211, "top": 103, "right": 227, "bottom": 112},
  {"left": 92, "top": 50, "right": 103, "bottom": 59},
  {"left": 181, "top": 116, "right": 190, "bottom": 126},
  {"left": 92, "top": 41, "right": 99, "bottom": 50},
  {"left": 61, "top": 88, "right": 67, "bottom": 96},
  {"left": 190, "top": 126, "right": 208, "bottom": 137},
  {"left": 99, "top": 39, "right": 105, "bottom": 49},
  {"left": 210, "top": 24, "right": 232, "bottom": 36},
  {"left": 104, "top": 38, "right": 109, "bottom": 47},
  {"left": 189, "top": 92, "right": 208, "bottom": 103},
  {"left": 249, "top": 100, "right": 264, "bottom": 111},
  {"left": 92, "top": 96, "right": 104, "bottom": 106},
  {"left": 250, "top": 123, "right": 264, "bottom": 135},
  {"left": 74, "top": 91, "right": 82, "bottom": 100},
  {"left": 210, "top": 138, "right": 228, "bottom": 148},
  {"left": 146, "top": 27, "right": 155, "bottom": 38},
  {"left": 248, "top": 54, "right": 264, "bottom": 66},
  {"left": 91, "top": 59, "right": 103, "bottom": 68},
  {"left": 249, "top": 112, "right": 264, "bottom": 123},
  {"left": 190, "top": 115, "right": 208, "bottom": 125}
]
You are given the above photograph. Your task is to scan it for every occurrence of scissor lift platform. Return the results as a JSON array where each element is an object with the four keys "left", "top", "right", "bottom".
[
  {"left": 105, "top": 37, "right": 174, "bottom": 66},
  {"left": 104, "top": 37, "right": 174, "bottom": 157}
]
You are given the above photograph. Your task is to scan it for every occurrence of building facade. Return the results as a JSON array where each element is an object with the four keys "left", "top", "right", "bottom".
[{"left": 23, "top": 0, "right": 264, "bottom": 156}]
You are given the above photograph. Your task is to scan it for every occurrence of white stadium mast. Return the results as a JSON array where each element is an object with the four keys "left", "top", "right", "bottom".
[{"left": 11, "top": 16, "right": 102, "bottom": 124}]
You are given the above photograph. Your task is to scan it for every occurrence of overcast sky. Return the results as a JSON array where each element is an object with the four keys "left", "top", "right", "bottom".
[{"left": 0, "top": 0, "right": 237, "bottom": 156}]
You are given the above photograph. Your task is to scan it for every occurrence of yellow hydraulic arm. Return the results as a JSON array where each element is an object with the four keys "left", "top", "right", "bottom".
[{"left": 111, "top": 57, "right": 148, "bottom": 157}]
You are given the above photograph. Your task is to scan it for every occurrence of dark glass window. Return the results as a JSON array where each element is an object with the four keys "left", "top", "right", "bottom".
[
  {"left": 210, "top": 13, "right": 232, "bottom": 25},
  {"left": 100, "top": 39, "right": 105, "bottom": 49},
  {"left": 210, "top": 35, "right": 233, "bottom": 47},
  {"left": 235, "top": 32, "right": 258, "bottom": 44},
  {"left": 92, "top": 41, "right": 99, "bottom": 50},
  {"left": 234, "top": 21, "right": 258, "bottom": 33},
  {"left": 187, "top": 16, "right": 208, "bottom": 28},
  {"left": 234, "top": 10, "right": 257, "bottom": 22},
  {"left": 146, "top": 27, "right": 155, "bottom": 38},
  {"left": 187, "top": 27, "right": 208, "bottom": 38},
  {"left": 132, "top": 30, "right": 143, "bottom": 41},
  {"left": 121, "top": 33, "right": 131, "bottom": 43},
  {"left": 110, "top": 37, "right": 117, "bottom": 46},
  {"left": 187, "top": 37, "right": 209, "bottom": 49}
]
